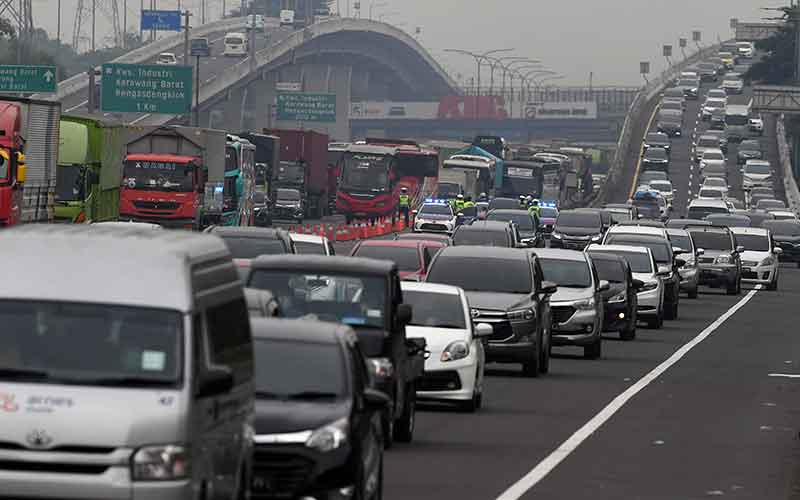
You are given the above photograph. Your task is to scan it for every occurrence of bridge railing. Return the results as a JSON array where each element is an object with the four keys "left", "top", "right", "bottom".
[
  {"left": 591, "top": 43, "right": 721, "bottom": 207},
  {"left": 460, "top": 86, "right": 641, "bottom": 115},
  {"left": 36, "top": 16, "right": 247, "bottom": 101},
  {"left": 776, "top": 114, "right": 800, "bottom": 215}
]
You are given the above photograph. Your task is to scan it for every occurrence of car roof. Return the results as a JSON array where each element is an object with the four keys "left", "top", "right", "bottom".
[
  {"left": 729, "top": 227, "right": 768, "bottom": 236},
  {"left": 208, "top": 226, "right": 288, "bottom": 239},
  {"left": 250, "top": 318, "right": 350, "bottom": 344},
  {"left": 460, "top": 220, "right": 511, "bottom": 231},
  {"left": 355, "top": 239, "right": 424, "bottom": 249},
  {"left": 745, "top": 159, "right": 770, "bottom": 165},
  {"left": 289, "top": 233, "right": 327, "bottom": 244},
  {"left": 488, "top": 209, "right": 532, "bottom": 216},
  {"left": 666, "top": 228, "right": 690, "bottom": 236},
  {"left": 666, "top": 218, "right": 711, "bottom": 227},
  {"left": 531, "top": 248, "right": 589, "bottom": 262},
  {"left": 686, "top": 225, "right": 732, "bottom": 234},
  {"left": 607, "top": 225, "right": 666, "bottom": 237},
  {"left": 770, "top": 210, "right": 795, "bottom": 217},
  {"left": 250, "top": 254, "right": 396, "bottom": 275},
  {"left": 400, "top": 281, "right": 463, "bottom": 296},
  {"left": 436, "top": 246, "right": 528, "bottom": 260},
  {"left": 586, "top": 243, "right": 652, "bottom": 255},
  {"left": 689, "top": 199, "right": 729, "bottom": 208},
  {"left": 396, "top": 232, "right": 451, "bottom": 241}
]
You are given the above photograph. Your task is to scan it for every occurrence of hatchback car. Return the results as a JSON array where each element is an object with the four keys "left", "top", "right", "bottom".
[
  {"left": 487, "top": 209, "right": 543, "bottom": 247},
  {"left": 584, "top": 250, "right": 640, "bottom": 340},
  {"left": 642, "top": 147, "right": 670, "bottom": 172},
  {"left": 156, "top": 52, "right": 177, "bottom": 65},
  {"left": 687, "top": 225, "right": 743, "bottom": 294},
  {"left": 730, "top": 227, "right": 781, "bottom": 290},
  {"left": 643, "top": 132, "right": 672, "bottom": 155},
  {"left": 401, "top": 282, "right": 491, "bottom": 411},
  {"left": 742, "top": 160, "right": 773, "bottom": 190},
  {"left": 452, "top": 220, "right": 518, "bottom": 247},
  {"left": 737, "top": 139, "right": 763, "bottom": 165}
]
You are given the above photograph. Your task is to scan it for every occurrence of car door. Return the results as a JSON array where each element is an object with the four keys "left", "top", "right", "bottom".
[{"left": 351, "top": 340, "right": 383, "bottom": 488}]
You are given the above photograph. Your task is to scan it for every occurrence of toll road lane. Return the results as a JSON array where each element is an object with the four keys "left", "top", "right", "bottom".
[
  {"left": 382, "top": 268, "right": 800, "bottom": 500},
  {"left": 515, "top": 268, "right": 800, "bottom": 499}
]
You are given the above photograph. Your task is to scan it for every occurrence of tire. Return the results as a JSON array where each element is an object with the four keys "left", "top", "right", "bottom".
[
  {"left": 381, "top": 411, "right": 394, "bottom": 450},
  {"left": 647, "top": 312, "right": 663, "bottom": 329},
  {"left": 522, "top": 353, "right": 539, "bottom": 378},
  {"left": 584, "top": 336, "right": 602, "bottom": 359},
  {"left": 768, "top": 276, "right": 778, "bottom": 291},
  {"left": 393, "top": 385, "right": 415, "bottom": 443},
  {"left": 688, "top": 285, "right": 699, "bottom": 299},
  {"left": 726, "top": 279, "right": 740, "bottom": 295},
  {"left": 538, "top": 328, "right": 550, "bottom": 374},
  {"left": 619, "top": 320, "right": 636, "bottom": 341}
]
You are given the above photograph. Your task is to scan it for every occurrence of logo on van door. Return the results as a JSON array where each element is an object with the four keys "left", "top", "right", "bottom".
[
  {"left": 26, "top": 429, "right": 53, "bottom": 448},
  {"left": 0, "top": 393, "right": 18, "bottom": 412}
]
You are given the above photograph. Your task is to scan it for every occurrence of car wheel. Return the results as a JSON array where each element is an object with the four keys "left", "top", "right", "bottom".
[
  {"left": 619, "top": 321, "right": 636, "bottom": 341},
  {"left": 768, "top": 276, "right": 778, "bottom": 291},
  {"left": 539, "top": 328, "right": 550, "bottom": 374},
  {"left": 522, "top": 350, "right": 540, "bottom": 378},
  {"left": 393, "top": 385, "right": 415, "bottom": 443},
  {"left": 726, "top": 279, "right": 740, "bottom": 295},
  {"left": 688, "top": 286, "right": 699, "bottom": 299},
  {"left": 584, "top": 336, "right": 602, "bottom": 359},
  {"left": 381, "top": 412, "right": 394, "bottom": 450},
  {"left": 647, "top": 312, "right": 663, "bottom": 329}
]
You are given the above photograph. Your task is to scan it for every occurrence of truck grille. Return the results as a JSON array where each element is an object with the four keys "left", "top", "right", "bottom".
[
  {"left": 132, "top": 200, "right": 180, "bottom": 211},
  {"left": 251, "top": 450, "right": 314, "bottom": 499},
  {"left": 552, "top": 306, "right": 576, "bottom": 324}
]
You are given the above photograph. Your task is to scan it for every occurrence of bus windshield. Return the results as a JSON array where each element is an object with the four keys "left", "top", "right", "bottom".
[{"left": 341, "top": 153, "right": 391, "bottom": 192}]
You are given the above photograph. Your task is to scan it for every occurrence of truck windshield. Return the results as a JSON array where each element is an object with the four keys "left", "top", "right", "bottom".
[
  {"left": 0, "top": 301, "right": 182, "bottom": 387},
  {"left": 248, "top": 271, "right": 387, "bottom": 329},
  {"left": 437, "top": 182, "right": 461, "bottom": 197},
  {"left": 225, "top": 146, "right": 239, "bottom": 172},
  {"left": 56, "top": 165, "right": 82, "bottom": 202},
  {"left": 123, "top": 160, "right": 194, "bottom": 192},
  {"left": 341, "top": 154, "right": 391, "bottom": 192}
]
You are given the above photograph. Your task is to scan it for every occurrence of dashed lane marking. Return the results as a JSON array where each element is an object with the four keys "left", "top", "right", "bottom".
[
  {"left": 495, "top": 286, "right": 762, "bottom": 500},
  {"left": 768, "top": 373, "right": 800, "bottom": 379}
]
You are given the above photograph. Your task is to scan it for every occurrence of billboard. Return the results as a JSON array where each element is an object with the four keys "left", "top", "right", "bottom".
[
  {"left": 349, "top": 101, "right": 438, "bottom": 120},
  {"left": 277, "top": 93, "right": 336, "bottom": 122},
  {"left": 524, "top": 101, "right": 598, "bottom": 120},
  {"left": 752, "top": 86, "right": 800, "bottom": 113}
]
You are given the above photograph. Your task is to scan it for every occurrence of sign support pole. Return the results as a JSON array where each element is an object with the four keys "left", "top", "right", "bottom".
[
  {"left": 183, "top": 10, "right": 191, "bottom": 66},
  {"left": 194, "top": 55, "right": 200, "bottom": 126}
]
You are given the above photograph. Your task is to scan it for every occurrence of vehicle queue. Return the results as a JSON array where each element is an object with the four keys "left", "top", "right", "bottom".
[{"left": 0, "top": 36, "right": 797, "bottom": 500}]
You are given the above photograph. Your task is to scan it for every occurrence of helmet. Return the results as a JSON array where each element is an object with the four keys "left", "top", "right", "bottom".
[
  {"left": 401, "top": 187, "right": 408, "bottom": 193},
  {"left": 479, "top": 192, "right": 487, "bottom": 198},
  {"left": 532, "top": 198, "right": 540, "bottom": 205},
  {"left": 519, "top": 195, "right": 525, "bottom": 200},
  {"left": 526, "top": 195, "right": 533, "bottom": 201},
  {"left": 457, "top": 194, "right": 464, "bottom": 200}
]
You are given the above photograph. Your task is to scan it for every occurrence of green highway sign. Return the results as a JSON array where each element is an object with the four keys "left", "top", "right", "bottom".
[
  {"left": 277, "top": 93, "right": 336, "bottom": 122},
  {"left": 101, "top": 63, "right": 192, "bottom": 114},
  {"left": 0, "top": 65, "right": 57, "bottom": 93}
]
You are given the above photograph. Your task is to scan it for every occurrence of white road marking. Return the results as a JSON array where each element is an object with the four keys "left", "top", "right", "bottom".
[
  {"left": 130, "top": 114, "right": 151, "bottom": 125},
  {"left": 495, "top": 286, "right": 762, "bottom": 500},
  {"left": 66, "top": 100, "right": 88, "bottom": 112},
  {"left": 768, "top": 373, "right": 800, "bottom": 378}
]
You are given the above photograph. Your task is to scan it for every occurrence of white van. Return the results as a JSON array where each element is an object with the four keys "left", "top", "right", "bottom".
[
  {"left": 0, "top": 225, "right": 254, "bottom": 500},
  {"left": 280, "top": 9, "right": 295, "bottom": 27},
  {"left": 223, "top": 32, "right": 248, "bottom": 57}
]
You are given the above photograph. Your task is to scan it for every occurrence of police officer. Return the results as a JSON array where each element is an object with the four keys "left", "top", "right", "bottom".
[
  {"left": 478, "top": 192, "right": 488, "bottom": 202},
  {"left": 463, "top": 196, "right": 475, "bottom": 208},
  {"left": 398, "top": 187, "right": 410, "bottom": 226},
  {"left": 454, "top": 194, "right": 466, "bottom": 212},
  {"left": 528, "top": 198, "right": 541, "bottom": 217}
]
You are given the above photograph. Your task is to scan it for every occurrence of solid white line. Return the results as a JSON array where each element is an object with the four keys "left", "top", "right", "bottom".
[
  {"left": 130, "top": 114, "right": 151, "bottom": 125},
  {"left": 66, "top": 100, "right": 88, "bottom": 112},
  {"left": 495, "top": 286, "right": 762, "bottom": 500},
  {"left": 768, "top": 373, "right": 800, "bottom": 379}
]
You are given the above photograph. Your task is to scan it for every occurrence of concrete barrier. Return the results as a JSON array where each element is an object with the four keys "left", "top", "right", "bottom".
[{"left": 776, "top": 114, "right": 800, "bottom": 215}]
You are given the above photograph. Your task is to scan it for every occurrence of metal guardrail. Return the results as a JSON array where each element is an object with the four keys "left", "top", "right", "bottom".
[
  {"left": 776, "top": 114, "right": 800, "bottom": 214},
  {"left": 33, "top": 17, "right": 248, "bottom": 101},
  {"left": 591, "top": 43, "right": 721, "bottom": 206}
]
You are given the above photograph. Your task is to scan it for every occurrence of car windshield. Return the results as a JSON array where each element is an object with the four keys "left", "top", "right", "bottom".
[
  {"left": 352, "top": 245, "right": 420, "bottom": 272},
  {"left": 420, "top": 204, "right": 452, "bottom": 216},
  {"left": 650, "top": 182, "right": 672, "bottom": 193},
  {"left": 219, "top": 236, "right": 287, "bottom": 259},
  {"left": 540, "top": 258, "right": 592, "bottom": 288},
  {"left": 704, "top": 151, "right": 724, "bottom": 160},
  {"left": 248, "top": 271, "right": 387, "bottom": 328},
  {"left": 689, "top": 231, "right": 733, "bottom": 251},
  {"left": 741, "top": 141, "right": 761, "bottom": 151},
  {"left": 735, "top": 234, "right": 770, "bottom": 251},
  {"left": 402, "top": 290, "right": 467, "bottom": 329},
  {"left": 646, "top": 148, "right": 667, "bottom": 160},
  {"left": 0, "top": 301, "right": 182, "bottom": 387},
  {"left": 277, "top": 188, "right": 301, "bottom": 201},
  {"left": 592, "top": 250, "right": 653, "bottom": 273},
  {"left": 488, "top": 212, "right": 533, "bottom": 230},
  {"left": 698, "top": 137, "right": 719, "bottom": 148},
  {"left": 606, "top": 235, "right": 671, "bottom": 263},
  {"left": 699, "top": 189, "right": 723, "bottom": 198},
  {"left": 453, "top": 229, "right": 509, "bottom": 247},
  {"left": 427, "top": 257, "right": 532, "bottom": 293},
  {"left": 745, "top": 163, "right": 771, "bottom": 175},
  {"left": 764, "top": 221, "right": 800, "bottom": 236},
  {"left": 758, "top": 200, "right": 785, "bottom": 209},
  {"left": 254, "top": 339, "right": 345, "bottom": 399},
  {"left": 557, "top": 212, "right": 601, "bottom": 229},
  {"left": 590, "top": 258, "right": 626, "bottom": 283},
  {"left": 293, "top": 241, "right": 326, "bottom": 255},
  {"left": 668, "top": 233, "right": 692, "bottom": 252},
  {"left": 123, "top": 159, "right": 194, "bottom": 192}
]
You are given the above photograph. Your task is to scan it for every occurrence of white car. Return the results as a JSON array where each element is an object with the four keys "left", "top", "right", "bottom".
[
  {"left": 701, "top": 98, "right": 726, "bottom": 121},
  {"left": 699, "top": 148, "right": 726, "bottom": 168},
  {"left": 706, "top": 88, "right": 728, "bottom": 102},
  {"left": 223, "top": 32, "right": 248, "bottom": 56},
  {"left": 749, "top": 116, "right": 764, "bottom": 135},
  {"left": 730, "top": 227, "right": 780, "bottom": 290},
  {"left": 697, "top": 187, "right": 727, "bottom": 201},
  {"left": 413, "top": 199, "right": 457, "bottom": 234},
  {"left": 701, "top": 177, "right": 729, "bottom": 197},
  {"left": 722, "top": 77, "right": 744, "bottom": 95},
  {"left": 737, "top": 41, "right": 755, "bottom": 58},
  {"left": 279, "top": 9, "right": 295, "bottom": 26},
  {"left": 246, "top": 14, "right": 265, "bottom": 30},
  {"left": 742, "top": 159, "right": 772, "bottom": 190},
  {"left": 769, "top": 210, "right": 798, "bottom": 221},
  {"left": 648, "top": 180, "right": 674, "bottom": 205},
  {"left": 290, "top": 233, "right": 335, "bottom": 255},
  {"left": 401, "top": 281, "right": 489, "bottom": 411},
  {"left": 155, "top": 52, "right": 177, "bottom": 65}
]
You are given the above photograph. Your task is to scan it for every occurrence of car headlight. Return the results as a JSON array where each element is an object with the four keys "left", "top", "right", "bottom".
[
  {"left": 508, "top": 308, "right": 534, "bottom": 321},
  {"left": 573, "top": 297, "right": 595, "bottom": 310},
  {"left": 760, "top": 256, "right": 775, "bottom": 266},
  {"left": 369, "top": 357, "right": 394, "bottom": 379},
  {"left": 131, "top": 445, "right": 190, "bottom": 481},
  {"left": 591, "top": 234, "right": 602, "bottom": 242},
  {"left": 441, "top": 340, "right": 470, "bottom": 362},
  {"left": 306, "top": 417, "right": 349, "bottom": 453},
  {"left": 640, "top": 281, "right": 659, "bottom": 292},
  {"left": 551, "top": 231, "right": 563, "bottom": 239},
  {"left": 715, "top": 254, "right": 733, "bottom": 264},
  {"left": 609, "top": 292, "right": 626, "bottom": 303}
]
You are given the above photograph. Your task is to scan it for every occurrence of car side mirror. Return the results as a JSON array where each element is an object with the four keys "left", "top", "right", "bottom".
[
  {"left": 597, "top": 279, "right": 610, "bottom": 292},
  {"left": 774, "top": 247, "right": 783, "bottom": 255},
  {"left": 364, "top": 388, "right": 390, "bottom": 409},
  {"left": 540, "top": 280, "right": 558, "bottom": 295},
  {"left": 735, "top": 245, "right": 745, "bottom": 254},
  {"left": 474, "top": 322, "right": 494, "bottom": 338},
  {"left": 196, "top": 365, "right": 234, "bottom": 398},
  {"left": 397, "top": 303, "right": 412, "bottom": 326},
  {"left": 696, "top": 248, "right": 705, "bottom": 255},
  {"left": 632, "top": 278, "right": 645, "bottom": 290}
]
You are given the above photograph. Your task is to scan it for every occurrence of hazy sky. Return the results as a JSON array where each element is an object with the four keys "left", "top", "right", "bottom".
[{"left": 32, "top": 0, "right": 771, "bottom": 86}]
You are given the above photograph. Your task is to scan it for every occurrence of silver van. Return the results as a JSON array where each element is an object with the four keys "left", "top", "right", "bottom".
[{"left": 0, "top": 225, "right": 254, "bottom": 500}]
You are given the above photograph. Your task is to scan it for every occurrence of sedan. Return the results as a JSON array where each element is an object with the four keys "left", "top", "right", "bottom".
[
  {"left": 642, "top": 147, "right": 670, "bottom": 172},
  {"left": 156, "top": 52, "right": 177, "bottom": 65},
  {"left": 402, "top": 281, "right": 490, "bottom": 412},
  {"left": 763, "top": 220, "right": 800, "bottom": 267},
  {"left": 737, "top": 139, "right": 763, "bottom": 164}
]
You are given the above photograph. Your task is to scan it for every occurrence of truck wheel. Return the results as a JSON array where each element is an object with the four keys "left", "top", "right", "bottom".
[{"left": 394, "top": 385, "right": 415, "bottom": 443}]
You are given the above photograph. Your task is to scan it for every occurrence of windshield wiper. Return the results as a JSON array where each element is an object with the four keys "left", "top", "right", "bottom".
[
  {"left": 86, "top": 376, "right": 176, "bottom": 387},
  {"left": 0, "top": 367, "right": 50, "bottom": 380},
  {"left": 286, "top": 391, "right": 339, "bottom": 400}
]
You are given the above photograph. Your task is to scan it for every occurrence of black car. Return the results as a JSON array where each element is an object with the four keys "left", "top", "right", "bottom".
[
  {"left": 574, "top": 208, "right": 613, "bottom": 233},
  {"left": 426, "top": 246, "right": 557, "bottom": 377},
  {"left": 452, "top": 220, "right": 518, "bottom": 247},
  {"left": 643, "top": 132, "right": 671, "bottom": 155},
  {"left": 585, "top": 251, "right": 641, "bottom": 340},
  {"left": 697, "top": 63, "right": 718, "bottom": 82},
  {"left": 745, "top": 209, "right": 775, "bottom": 228},
  {"left": 688, "top": 225, "right": 743, "bottom": 294},
  {"left": 486, "top": 209, "right": 543, "bottom": 247},
  {"left": 273, "top": 187, "right": 305, "bottom": 223},
  {"left": 603, "top": 232, "right": 682, "bottom": 320},
  {"left": 247, "top": 255, "right": 426, "bottom": 447},
  {"left": 762, "top": 220, "right": 800, "bottom": 268},
  {"left": 250, "top": 319, "right": 387, "bottom": 500},
  {"left": 642, "top": 147, "right": 670, "bottom": 172},
  {"left": 488, "top": 197, "right": 523, "bottom": 210},
  {"left": 550, "top": 210, "right": 604, "bottom": 250},
  {"left": 656, "top": 110, "right": 683, "bottom": 137},
  {"left": 205, "top": 227, "right": 296, "bottom": 280},
  {"left": 737, "top": 139, "right": 763, "bottom": 165}
]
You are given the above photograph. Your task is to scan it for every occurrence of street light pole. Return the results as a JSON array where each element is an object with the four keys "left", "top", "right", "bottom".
[{"left": 444, "top": 48, "right": 514, "bottom": 119}]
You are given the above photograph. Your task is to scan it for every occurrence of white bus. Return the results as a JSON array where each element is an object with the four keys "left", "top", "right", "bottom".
[{"left": 223, "top": 32, "right": 248, "bottom": 57}]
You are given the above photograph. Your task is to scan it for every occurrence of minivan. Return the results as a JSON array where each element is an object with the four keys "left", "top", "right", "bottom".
[
  {"left": 223, "top": 32, "right": 248, "bottom": 56},
  {"left": 0, "top": 225, "right": 255, "bottom": 500}
]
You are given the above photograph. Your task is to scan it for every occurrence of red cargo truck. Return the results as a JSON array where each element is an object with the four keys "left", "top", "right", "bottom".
[{"left": 262, "top": 128, "right": 331, "bottom": 219}]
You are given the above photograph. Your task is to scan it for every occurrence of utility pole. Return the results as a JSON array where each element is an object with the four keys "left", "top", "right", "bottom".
[
  {"left": 249, "top": 1, "right": 256, "bottom": 68},
  {"left": 139, "top": 0, "right": 144, "bottom": 42},
  {"left": 202, "top": 0, "right": 206, "bottom": 24},
  {"left": 92, "top": 0, "right": 97, "bottom": 52},
  {"left": 123, "top": 0, "right": 127, "bottom": 48},
  {"left": 183, "top": 9, "right": 191, "bottom": 66},
  {"left": 57, "top": 0, "right": 61, "bottom": 45}
]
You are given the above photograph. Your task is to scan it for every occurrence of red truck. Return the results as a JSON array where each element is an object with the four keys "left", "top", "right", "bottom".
[
  {"left": 262, "top": 128, "right": 331, "bottom": 219},
  {"left": 0, "top": 97, "right": 61, "bottom": 226}
]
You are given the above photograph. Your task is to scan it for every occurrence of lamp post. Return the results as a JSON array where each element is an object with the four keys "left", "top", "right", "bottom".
[
  {"left": 523, "top": 69, "right": 556, "bottom": 103},
  {"left": 443, "top": 48, "right": 514, "bottom": 118},
  {"left": 486, "top": 56, "right": 539, "bottom": 101}
]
